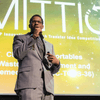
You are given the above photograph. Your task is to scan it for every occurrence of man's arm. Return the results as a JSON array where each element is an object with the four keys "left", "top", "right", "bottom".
[
  {"left": 47, "top": 45, "right": 60, "bottom": 74},
  {"left": 13, "top": 35, "right": 34, "bottom": 61}
]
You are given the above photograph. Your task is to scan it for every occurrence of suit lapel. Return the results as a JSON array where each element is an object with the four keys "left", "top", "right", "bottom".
[
  {"left": 34, "top": 42, "right": 42, "bottom": 60},
  {"left": 43, "top": 39, "right": 47, "bottom": 55},
  {"left": 26, "top": 33, "right": 51, "bottom": 60},
  {"left": 26, "top": 33, "right": 42, "bottom": 60},
  {"left": 43, "top": 40, "right": 52, "bottom": 55}
]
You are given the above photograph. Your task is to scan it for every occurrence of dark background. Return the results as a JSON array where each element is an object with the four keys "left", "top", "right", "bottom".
[{"left": 0, "top": 95, "right": 99, "bottom": 100}]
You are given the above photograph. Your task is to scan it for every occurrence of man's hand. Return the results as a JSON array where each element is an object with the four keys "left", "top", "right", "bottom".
[
  {"left": 32, "top": 28, "right": 42, "bottom": 39},
  {"left": 47, "top": 53, "right": 59, "bottom": 65}
]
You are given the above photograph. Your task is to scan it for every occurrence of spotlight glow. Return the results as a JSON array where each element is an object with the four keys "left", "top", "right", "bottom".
[{"left": 67, "top": 69, "right": 77, "bottom": 78}]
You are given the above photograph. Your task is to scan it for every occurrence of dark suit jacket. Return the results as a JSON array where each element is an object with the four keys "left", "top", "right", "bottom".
[{"left": 13, "top": 33, "right": 60, "bottom": 94}]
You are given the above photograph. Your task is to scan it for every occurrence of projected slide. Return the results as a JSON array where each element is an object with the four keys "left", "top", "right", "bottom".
[{"left": 0, "top": 0, "right": 100, "bottom": 95}]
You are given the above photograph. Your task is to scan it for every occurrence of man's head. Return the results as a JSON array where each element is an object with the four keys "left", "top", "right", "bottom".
[
  {"left": 29, "top": 14, "right": 43, "bottom": 25},
  {"left": 29, "top": 14, "right": 44, "bottom": 31}
]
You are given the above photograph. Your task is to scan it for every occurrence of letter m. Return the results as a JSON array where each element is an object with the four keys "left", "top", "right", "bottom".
[{"left": 0, "top": 0, "right": 18, "bottom": 29}]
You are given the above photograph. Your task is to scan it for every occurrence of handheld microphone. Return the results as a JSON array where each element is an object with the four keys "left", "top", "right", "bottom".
[
  {"left": 39, "top": 32, "right": 44, "bottom": 39},
  {"left": 30, "top": 31, "right": 44, "bottom": 39}
]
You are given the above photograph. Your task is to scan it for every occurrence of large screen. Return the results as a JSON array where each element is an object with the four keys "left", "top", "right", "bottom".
[{"left": 0, "top": 0, "right": 100, "bottom": 95}]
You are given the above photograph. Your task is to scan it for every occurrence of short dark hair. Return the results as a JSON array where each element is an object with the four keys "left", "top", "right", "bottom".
[{"left": 29, "top": 14, "right": 43, "bottom": 25}]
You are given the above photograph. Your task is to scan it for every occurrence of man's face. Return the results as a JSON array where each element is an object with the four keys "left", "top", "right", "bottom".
[{"left": 30, "top": 16, "right": 44, "bottom": 31}]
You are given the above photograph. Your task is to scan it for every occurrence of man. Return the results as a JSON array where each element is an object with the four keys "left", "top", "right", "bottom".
[{"left": 13, "top": 14, "right": 60, "bottom": 100}]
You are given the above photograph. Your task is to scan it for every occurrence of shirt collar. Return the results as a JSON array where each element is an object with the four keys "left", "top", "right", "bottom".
[{"left": 30, "top": 33, "right": 41, "bottom": 40}]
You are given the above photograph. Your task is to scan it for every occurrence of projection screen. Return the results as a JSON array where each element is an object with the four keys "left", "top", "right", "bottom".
[{"left": 0, "top": 0, "right": 100, "bottom": 95}]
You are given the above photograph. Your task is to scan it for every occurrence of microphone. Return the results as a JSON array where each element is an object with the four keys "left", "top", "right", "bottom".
[
  {"left": 39, "top": 32, "right": 44, "bottom": 39},
  {"left": 30, "top": 31, "right": 44, "bottom": 39},
  {"left": 47, "top": 51, "right": 52, "bottom": 62}
]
